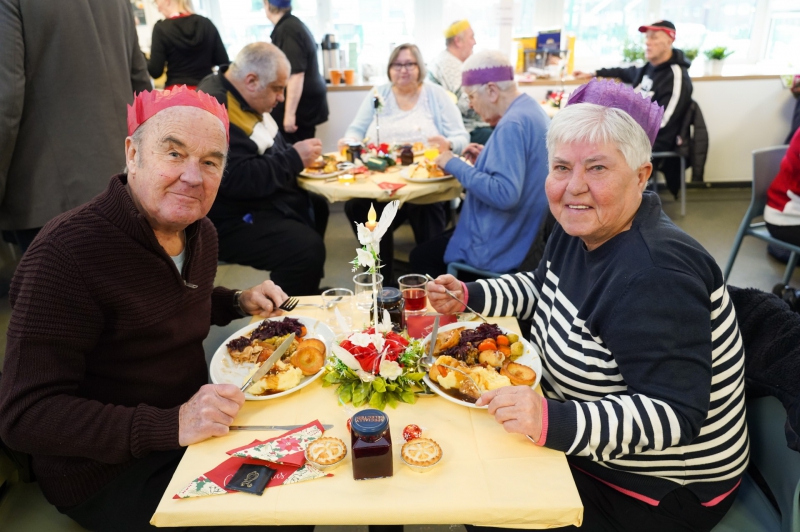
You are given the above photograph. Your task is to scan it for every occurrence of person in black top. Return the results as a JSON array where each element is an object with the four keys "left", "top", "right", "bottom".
[
  {"left": 148, "top": 0, "right": 228, "bottom": 89},
  {"left": 574, "top": 20, "right": 692, "bottom": 198},
  {"left": 198, "top": 43, "right": 328, "bottom": 296},
  {"left": 265, "top": 0, "right": 329, "bottom": 143}
]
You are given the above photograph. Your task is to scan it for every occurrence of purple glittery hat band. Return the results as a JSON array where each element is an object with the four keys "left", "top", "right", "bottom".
[
  {"left": 462, "top": 66, "right": 515, "bottom": 87},
  {"left": 565, "top": 79, "right": 665, "bottom": 146}
]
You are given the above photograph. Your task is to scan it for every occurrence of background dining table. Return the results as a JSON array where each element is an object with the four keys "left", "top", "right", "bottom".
[
  {"left": 298, "top": 160, "right": 464, "bottom": 205},
  {"left": 151, "top": 298, "right": 583, "bottom": 528}
]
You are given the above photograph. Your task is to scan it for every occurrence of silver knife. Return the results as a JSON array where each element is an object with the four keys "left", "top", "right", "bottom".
[
  {"left": 240, "top": 333, "right": 295, "bottom": 393},
  {"left": 428, "top": 315, "right": 440, "bottom": 363},
  {"left": 230, "top": 424, "right": 333, "bottom": 431}
]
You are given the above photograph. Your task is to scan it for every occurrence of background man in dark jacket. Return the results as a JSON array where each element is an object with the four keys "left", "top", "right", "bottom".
[
  {"left": 0, "top": 0, "right": 152, "bottom": 252},
  {"left": 575, "top": 20, "right": 693, "bottom": 198},
  {"left": 264, "top": 0, "right": 329, "bottom": 143},
  {"left": 198, "top": 43, "right": 328, "bottom": 296}
]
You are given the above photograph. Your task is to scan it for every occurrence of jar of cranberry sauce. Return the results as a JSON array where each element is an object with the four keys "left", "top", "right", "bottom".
[{"left": 350, "top": 409, "right": 393, "bottom": 480}]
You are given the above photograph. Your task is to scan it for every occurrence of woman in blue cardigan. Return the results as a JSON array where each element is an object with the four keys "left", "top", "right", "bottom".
[{"left": 341, "top": 43, "right": 469, "bottom": 285}]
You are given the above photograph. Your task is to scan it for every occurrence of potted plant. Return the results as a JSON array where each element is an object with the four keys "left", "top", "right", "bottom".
[
  {"left": 684, "top": 48, "right": 699, "bottom": 62},
  {"left": 703, "top": 46, "right": 733, "bottom": 76},
  {"left": 622, "top": 40, "right": 645, "bottom": 66}
]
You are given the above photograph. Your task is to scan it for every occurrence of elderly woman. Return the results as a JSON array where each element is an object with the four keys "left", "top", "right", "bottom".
[
  {"left": 341, "top": 43, "right": 469, "bottom": 285},
  {"left": 428, "top": 80, "right": 747, "bottom": 532},
  {"left": 409, "top": 50, "right": 550, "bottom": 277}
]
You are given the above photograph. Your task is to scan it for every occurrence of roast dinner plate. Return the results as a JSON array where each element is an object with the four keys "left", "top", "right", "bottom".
[
  {"left": 422, "top": 321, "right": 542, "bottom": 409},
  {"left": 210, "top": 316, "right": 334, "bottom": 401}
]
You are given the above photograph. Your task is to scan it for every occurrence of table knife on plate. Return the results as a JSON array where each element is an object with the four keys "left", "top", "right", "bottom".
[
  {"left": 240, "top": 333, "right": 295, "bottom": 393},
  {"left": 230, "top": 424, "right": 334, "bottom": 431}
]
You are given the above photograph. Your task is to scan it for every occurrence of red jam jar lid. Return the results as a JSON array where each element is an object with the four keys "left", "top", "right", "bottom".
[{"left": 351, "top": 409, "right": 389, "bottom": 437}]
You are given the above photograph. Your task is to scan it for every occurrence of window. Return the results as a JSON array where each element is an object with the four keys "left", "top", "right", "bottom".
[{"left": 147, "top": 0, "right": 797, "bottom": 78}]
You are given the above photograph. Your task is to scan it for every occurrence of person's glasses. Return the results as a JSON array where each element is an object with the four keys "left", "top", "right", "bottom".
[{"left": 390, "top": 62, "right": 419, "bottom": 71}]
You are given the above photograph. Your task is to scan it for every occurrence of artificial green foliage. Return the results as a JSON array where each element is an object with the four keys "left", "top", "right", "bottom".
[
  {"left": 704, "top": 46, "right": 734, "bottom": 60},
  {"left": 622, "top": 40, "right": 645, "bottom": 63}
]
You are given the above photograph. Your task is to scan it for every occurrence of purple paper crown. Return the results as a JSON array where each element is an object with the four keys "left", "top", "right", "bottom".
[
  {"left": 565, "top": 79, "right": 664, "bottom": 146},
  {"left": 462, "top": 66, "right": 514, "bottom": 88}
]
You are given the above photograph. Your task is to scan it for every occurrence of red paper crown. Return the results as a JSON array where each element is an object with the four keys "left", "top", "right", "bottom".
[{"left": 127, "top": 86, "right": 229, "bottom": 141}]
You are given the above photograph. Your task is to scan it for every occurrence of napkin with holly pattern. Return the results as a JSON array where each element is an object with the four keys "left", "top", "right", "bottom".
[{"left": 174, "top": 420, "right": 330, "bottom": 499}]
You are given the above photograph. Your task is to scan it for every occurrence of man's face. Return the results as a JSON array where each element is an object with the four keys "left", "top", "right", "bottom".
[
  {"left": 458, "top": 28, "right": 476, "bottom": 58},
  {"left": 466, "top": 84, "right": 500, "bottom": 126},
  {"left": 644, "top": 30, "right": 673, "bottom": 65},
  {"left": 125, "top": 107, "right": 228, "bottom": 234},
  {"left": 248, "top": 66, "right": 289, "bottom": 114}
]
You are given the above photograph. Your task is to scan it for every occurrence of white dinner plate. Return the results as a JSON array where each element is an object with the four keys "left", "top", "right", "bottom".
[
  {"left": 209, "top": 316, "right": 335, "bottom": 401},
  {"left": 399, "top": 164, "right": 455, "bottom": 183},
  {"left": 299, "top": 169, "right": 345, "bottom": 179},
  {"left": 422, "top": 321, "right": 542, "bottom": 409}
]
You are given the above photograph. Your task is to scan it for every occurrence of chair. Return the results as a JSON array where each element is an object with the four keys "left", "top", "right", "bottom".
[
  {"left": 711, "top": 396, "right": 800, "bottom": 532},
  {"left": 651, "top": 151, "right": 686, "bottom": 216},
  {"left": 723, "top": 145, "right": 798, "bottom": 285}
]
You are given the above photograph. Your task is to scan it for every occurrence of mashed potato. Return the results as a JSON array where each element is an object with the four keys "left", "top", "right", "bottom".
[{"left": 244, "top": 360, "right": 304, "bottom": 395}]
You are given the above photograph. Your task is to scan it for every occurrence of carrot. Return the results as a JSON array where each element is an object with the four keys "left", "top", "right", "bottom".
[
  {"left": 478, "top": 339, "right": 497, "bottom": 352},
  {"left": 498, "top": 345, "right": 511, "bottom": 356},
  {"left": 496, "top": 335, "right": 510, "bottom": 346},
  {"left": 300, "top": 326, "right": 308, "bottom": 337}
]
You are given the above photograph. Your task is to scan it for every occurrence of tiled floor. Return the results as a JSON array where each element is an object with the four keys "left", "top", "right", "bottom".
[{"left": 1, "top": 187, "right": 798, "bottom": 530}]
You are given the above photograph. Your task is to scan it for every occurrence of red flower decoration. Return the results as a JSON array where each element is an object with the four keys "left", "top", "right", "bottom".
[{"left": 339, "top": 328, "right": 410, "bottom": 373}]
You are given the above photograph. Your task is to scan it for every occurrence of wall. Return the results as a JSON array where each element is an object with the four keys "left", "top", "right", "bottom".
[{"left": 317, "top": 77, "right": 795, "bottom": 183}]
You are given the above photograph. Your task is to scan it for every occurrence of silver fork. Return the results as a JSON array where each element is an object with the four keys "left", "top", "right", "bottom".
[
  {"left": 279, "top": 297, "right": 336, "bottom": 312},
  {"left": 280, "top": 297, "right": 326, "bottom": 311},
  {"left": 419, "top": 355, "right": 482, "bottom": 401},
  {"left": 438, "top": 363, "right": 483, "bottom": 401}
]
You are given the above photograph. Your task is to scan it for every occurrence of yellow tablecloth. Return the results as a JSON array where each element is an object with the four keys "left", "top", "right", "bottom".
[
  {"left": 151, "top": 304, "right": 583, "bottom": 528},
  {"left": 299, "top": 171, "right": 462, "bottom": 205}
]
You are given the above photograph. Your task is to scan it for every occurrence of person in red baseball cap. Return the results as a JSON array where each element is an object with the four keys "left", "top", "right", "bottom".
[
  {"left": 0, "top": 86, "right": 313, "bottom": 532},
  {"left": 574, "top": 19, "right": 693, "bottom": 199}
]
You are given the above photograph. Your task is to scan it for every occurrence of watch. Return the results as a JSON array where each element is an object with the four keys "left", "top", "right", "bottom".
[{"left": 233, "top": 290, "right": 249, "bottom": 317}]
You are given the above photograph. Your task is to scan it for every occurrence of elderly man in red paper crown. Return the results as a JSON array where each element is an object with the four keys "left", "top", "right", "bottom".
[{"left": 0, "top": 87, "right": 313, "bottom": 532}]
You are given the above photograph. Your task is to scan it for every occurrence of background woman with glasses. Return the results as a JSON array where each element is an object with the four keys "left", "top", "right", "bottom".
[{"left": 340, "top": 43, "right": 469, "bottom": 286}]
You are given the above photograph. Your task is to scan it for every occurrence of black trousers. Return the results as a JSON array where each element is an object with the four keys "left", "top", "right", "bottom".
[
  {"left": 469, "top": 127, "right": 493, "bottom": 145},
  {"left": 408, "top": 228, "right": 453, "bottom": 279},
  {"left": 766, "top": 222, "right": 800, "bottom": 248},
  {"left": 59, "top": 449, "right": 316, "bottom": 532},
  {"left": 344, "top": 199, "right": 446, "bottom": 286},
  {"left": 280, "top": 125, "right": 316, "bottom": 144},
  {"left": 466, "top": 467, "right": 736, "bottom": 532},
  {"left": 215, "top": 195, "right": 329, "bottom": 296},
  {"left": 654, "top": 156, "right": 682, "bottom": 199}
]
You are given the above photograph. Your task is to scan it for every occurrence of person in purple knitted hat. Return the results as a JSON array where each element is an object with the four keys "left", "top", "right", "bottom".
[{"left": 427, "top": 78, "right": 747, "bottom": 531}]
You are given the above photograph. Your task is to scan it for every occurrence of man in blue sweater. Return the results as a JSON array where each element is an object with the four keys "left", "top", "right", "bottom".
[{"left": 409, "top": 50, "right": 550, "bottom": 276}]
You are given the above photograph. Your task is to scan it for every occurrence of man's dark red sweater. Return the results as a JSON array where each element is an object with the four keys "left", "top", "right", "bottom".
[{"left": 0, "top": 175, "right": 242, "bottom": 507}]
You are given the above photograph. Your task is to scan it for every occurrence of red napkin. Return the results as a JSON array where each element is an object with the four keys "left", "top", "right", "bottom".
[
  {"left": 406, "top": 313, "right": 458, "bottom": 339},
  {"left": 226, "top": 420, "right": 325, "bottom": 467},
  {"left": 376, "top": 182, "right": 406, "bottom": 196},
  {"left": 201, "top": 455, "right": 315, "bottom": 494}
]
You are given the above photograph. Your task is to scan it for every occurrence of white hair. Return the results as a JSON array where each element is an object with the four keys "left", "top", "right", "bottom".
[
  {"left": 229, "top": 42, "right": 290, "bottom": 90},
  {"left": 461, "top": 50, "right": 516, "bottom": 93},
  {"left": 546, "top": 103, "right": 652, "bottom": 171}
]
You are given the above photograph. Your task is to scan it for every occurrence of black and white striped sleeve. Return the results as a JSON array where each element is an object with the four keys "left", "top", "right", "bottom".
[{"left": 544, "top": 267, "right": 730, "bottom": 461}]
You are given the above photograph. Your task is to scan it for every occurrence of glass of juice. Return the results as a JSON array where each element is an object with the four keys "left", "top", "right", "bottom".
[
  {"left": 423, "top": 145, "right": 439, "bottom": 161},
  {"left": 398, "top": 274, "right": 428, "bottom": 317}
]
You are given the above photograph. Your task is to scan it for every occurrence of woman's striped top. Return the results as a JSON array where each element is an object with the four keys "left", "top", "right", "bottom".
[{"left": 466, "top": 192, "right": 748, "bottom": 503}]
